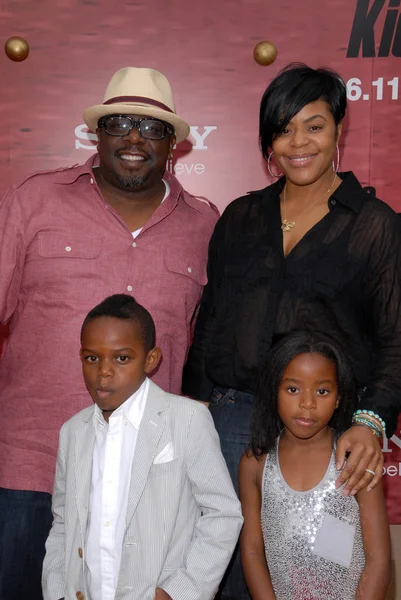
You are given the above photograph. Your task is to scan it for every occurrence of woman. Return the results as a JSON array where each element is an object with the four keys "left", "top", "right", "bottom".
[{"left": 183, "top": 64, "right": 401, "bottom": 600}]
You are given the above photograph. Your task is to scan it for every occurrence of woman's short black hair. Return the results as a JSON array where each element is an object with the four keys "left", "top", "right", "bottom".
[
  {"left": 259, "top": 63, "right": 347, "bottom": 158},
  {"left": 81, "top": 294, "right": 156, "bottom": 352},
  {"left": 250, "top": 331, "right": 357, "bottom": 456}
]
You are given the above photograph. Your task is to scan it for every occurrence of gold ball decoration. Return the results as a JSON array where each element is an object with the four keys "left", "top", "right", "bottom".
[
  {"left": 5, "top": 36, "right": 30, "bottom": 62},
  {"left": 253, "top": 41, "right": 277, "bottom": 66}
]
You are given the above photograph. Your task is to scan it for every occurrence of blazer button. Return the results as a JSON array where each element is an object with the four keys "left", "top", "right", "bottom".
[
  {"left": 78, "top": 547, "right": 83, "bottom": 558},
  {"left": 76, "top": 592, "right": 84, "bottom": 600}
]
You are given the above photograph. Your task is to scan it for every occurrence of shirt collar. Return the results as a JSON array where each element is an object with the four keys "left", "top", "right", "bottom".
[
  {"left": 162, "top": 169, "right": 208, "bottom": 214},
  {"left": 53, "top": 154, "right": 98, "bottom": 185},
  {"left": 93, "top": 377, "right": 150, "bottom": 430},
  {"left": 250, "top": 171, "right": 365, "bottom": 214},
  {"left": 52, "top": 153, "right": 203, "bottom": 213},
  {"left": 330, "top": 172, "right": 365, "bottom": 213}
]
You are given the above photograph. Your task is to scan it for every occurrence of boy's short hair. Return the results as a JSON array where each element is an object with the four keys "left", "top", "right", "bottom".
[{"left": 81, "top": 294, "right": 156, "bottom": 352}]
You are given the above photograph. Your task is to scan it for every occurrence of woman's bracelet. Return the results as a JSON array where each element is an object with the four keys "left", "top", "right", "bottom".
[
  {"left": 353, "top": 409, "right": 386, "bottom": 434},
  {"left": 352, "top": 410, "right": 386, "bottom": 438},
  {"left": 352, "top": 417, "right": 382, "bottom": 438}
]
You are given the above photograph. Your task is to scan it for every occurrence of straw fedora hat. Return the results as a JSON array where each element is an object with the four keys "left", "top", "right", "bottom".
[{"left": 83, "top": 67, "right": 190, "bottom": 144}]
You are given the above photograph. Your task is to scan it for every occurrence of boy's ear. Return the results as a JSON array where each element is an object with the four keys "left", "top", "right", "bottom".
[{"left": 145, "top": 346, "right": 162, "bottom": 374}]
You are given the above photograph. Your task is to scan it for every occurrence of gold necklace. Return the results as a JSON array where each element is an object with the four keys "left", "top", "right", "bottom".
[{"left": 281, "top": 172, "right": 338, "bottom": 232}]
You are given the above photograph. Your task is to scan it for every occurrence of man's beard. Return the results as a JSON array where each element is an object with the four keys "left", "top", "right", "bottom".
[{"left": 116, "top": 174, "right": 148, "bottom": 189}]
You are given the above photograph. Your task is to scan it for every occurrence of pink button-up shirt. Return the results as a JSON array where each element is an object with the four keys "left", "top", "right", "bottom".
[{"left": 0, "top": 154, "right": 218, "bottom": 493}]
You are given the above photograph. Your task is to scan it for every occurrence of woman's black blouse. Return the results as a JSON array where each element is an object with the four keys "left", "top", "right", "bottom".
[{"left": 183, "top": 172, "right": 401, "bottom": 436}]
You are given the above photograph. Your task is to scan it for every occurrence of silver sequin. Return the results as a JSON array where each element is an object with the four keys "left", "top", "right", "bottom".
[{"left": 261, "top": 440, "right": 365, "bottom": 599}]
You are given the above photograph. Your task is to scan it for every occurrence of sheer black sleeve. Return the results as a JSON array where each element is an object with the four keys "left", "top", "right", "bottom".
[{"left": 360, "top": 206, "right": 401, "bottom": 436}]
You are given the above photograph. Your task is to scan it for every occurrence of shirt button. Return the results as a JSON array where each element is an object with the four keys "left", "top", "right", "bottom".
[
  {"left": 78, "top": 547, "right": 83, "bottom": 558},
  {"left": 90, "top": 178, "right": 94, "bottom": 184},
  {"left": 65, "top": 246, "right": 72, "bottom": 252},
  {"left": 105, "top": 520, "right": 111, "bottom": 527},
  {"left": 187, "top": 267, "right": 192, "bottom": 273},
  {"left": 330, "top": 199, "right": 336, "bottom": 205},
  {"left": 132, "top": 241, "right": 137, "bottom": 248},
  {"left": 127, "top": 285, "right": 133, "bottom": 292}
]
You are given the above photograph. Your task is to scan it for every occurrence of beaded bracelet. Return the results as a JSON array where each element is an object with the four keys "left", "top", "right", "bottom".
[
  {"left": 352, "top": 416, "right": 382, "bottom": 438},
  {"left": 353, "top": 409, "right": 386, "bottom": 435},
  {"left": 352, "top": 414, "right": 384, "bottom": 437},
  {"left": 353, "top": 413, "right": 384, "bottom": 432}
]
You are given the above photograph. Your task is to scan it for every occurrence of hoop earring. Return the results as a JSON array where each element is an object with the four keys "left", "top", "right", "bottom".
[
  {"left": 267, "top": 151, "right": 282, "bottom": 178},
  {"left": 332, "top": 145, "right": 340, "bottom": 173}
]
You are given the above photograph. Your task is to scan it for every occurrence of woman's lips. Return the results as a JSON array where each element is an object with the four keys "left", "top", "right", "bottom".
[{"left": 285, "top": 154, "right": 316, "bottom": 167}]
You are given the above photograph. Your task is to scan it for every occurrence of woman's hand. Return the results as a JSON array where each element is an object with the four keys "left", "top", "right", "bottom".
[
  {"left": 335, "top": 425, "right": 383, "bottom": 496},
  {"left": 154, "top": 588, "right": 172, "bottom": 600}
]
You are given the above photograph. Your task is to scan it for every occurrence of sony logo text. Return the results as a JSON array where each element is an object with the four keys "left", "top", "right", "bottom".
[{"left": 75, "top": 124, "right": 216, "bottom": 176}]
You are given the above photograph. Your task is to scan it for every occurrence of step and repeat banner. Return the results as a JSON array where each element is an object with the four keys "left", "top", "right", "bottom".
[{"left": 1, "top": 0, "right": 401, "bottom": 521}]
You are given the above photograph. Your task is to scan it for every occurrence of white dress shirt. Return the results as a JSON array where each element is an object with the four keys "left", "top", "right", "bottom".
[{"left": 85, "top": 378, "right": 150, "bottom": 600}]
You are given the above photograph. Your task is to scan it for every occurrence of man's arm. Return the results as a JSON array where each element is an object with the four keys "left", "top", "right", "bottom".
[
  {"left": 355, "top": 482, "right": 391, "bottom": 599},
  {"left": 42, "top": 426, "right": 68, "bottom": 600},
  {"left": 160, "top": 402, "right": 243, "bottom": 600},
  {"left": 239, "top": 453, "right": 276, "bottom": 600},
  {"left": 0, "top": 186, "right": 27, "bottom": 325}
]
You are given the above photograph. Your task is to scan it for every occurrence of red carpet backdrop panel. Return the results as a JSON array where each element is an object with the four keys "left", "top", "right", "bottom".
[{"left": 1, "top": 0, "right": 401, "bottom": 522}]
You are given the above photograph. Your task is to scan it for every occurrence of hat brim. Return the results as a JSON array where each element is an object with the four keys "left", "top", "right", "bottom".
[{"left": 83, "top": 103, "right": 190, "bottom": 144}]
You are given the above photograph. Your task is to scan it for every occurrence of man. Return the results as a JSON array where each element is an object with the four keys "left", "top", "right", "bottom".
[{"left": 0, "top": 67, "right": 218, "bottom": 599}]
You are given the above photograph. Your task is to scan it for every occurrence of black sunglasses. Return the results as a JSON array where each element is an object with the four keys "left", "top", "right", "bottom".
[{"left": 98, "top": 115, "right": 175, "bottom": 140}]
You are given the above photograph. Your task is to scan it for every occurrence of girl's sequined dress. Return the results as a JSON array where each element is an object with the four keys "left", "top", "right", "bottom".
[{"left": 261, "top": 440, "right": 365, "bottom": 599}]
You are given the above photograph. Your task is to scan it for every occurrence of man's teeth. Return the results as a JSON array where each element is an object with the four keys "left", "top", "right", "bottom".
[{"left": 120, "top": 155, "right": 144, "bottom": 161}]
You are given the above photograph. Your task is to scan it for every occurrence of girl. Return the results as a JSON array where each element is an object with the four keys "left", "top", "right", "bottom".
[{"left": 239, "top": 331, "right": 391, "bottom": 600}]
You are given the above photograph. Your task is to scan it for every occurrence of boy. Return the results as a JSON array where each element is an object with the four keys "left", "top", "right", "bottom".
[{"left": 42, "top": 294, "right": 243, "bottom": 600}]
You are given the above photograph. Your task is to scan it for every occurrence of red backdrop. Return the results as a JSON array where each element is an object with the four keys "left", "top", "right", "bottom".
[{"left": 1, "top": 0, "right": 401, "bottom": 521}]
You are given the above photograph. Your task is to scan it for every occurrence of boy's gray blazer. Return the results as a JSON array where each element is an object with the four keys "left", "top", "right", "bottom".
[{"left": 42, "top": 381, "right": 243, "bottom": 600}]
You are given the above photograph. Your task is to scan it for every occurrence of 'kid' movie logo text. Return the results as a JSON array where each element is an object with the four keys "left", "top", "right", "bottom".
[{"left": 347, "top": 0, "right": 401, "bottom": 57}]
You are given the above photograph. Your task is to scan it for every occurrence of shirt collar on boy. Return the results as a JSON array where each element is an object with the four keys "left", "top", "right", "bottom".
[{"left": 93, "top": 377, "right": 150, "bottom": 431}]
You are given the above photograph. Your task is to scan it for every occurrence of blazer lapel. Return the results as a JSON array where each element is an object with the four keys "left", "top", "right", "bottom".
[
  {"left": 75, "top": 414, "right": 96, "bottom": 532},
  {"left": 125, "top": 381, "right": 168, "bottom": 528}
]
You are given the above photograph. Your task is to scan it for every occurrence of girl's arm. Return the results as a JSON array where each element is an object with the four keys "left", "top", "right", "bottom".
[
  {"left": 239, "top": 452, "right": 276, "bottom": 600},
  {"left": 355, "top": 481, "right": 391, "bottom": 599}
]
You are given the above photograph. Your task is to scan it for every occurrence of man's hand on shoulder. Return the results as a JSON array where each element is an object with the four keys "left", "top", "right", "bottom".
[{"left": 155, "top": 588, "right": 172, "bottom": 600}]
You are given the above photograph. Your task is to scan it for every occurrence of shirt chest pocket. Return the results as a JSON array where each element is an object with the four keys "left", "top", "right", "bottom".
[
  {"left": 35, "top": 232, "right": 102, "bottom": 302},
  {"left": 312, "top": 253, "right": 363, "bottom": 300},
  {"left": 160, "top": 250, "right": 207, "bottom": 317},
  {"left": 38, "top": 232, "right": 101, "bottom": 259},
  {"left": 225, "top": 235, "right": 275, "bottom": 278},
  {"left": 164, "top": 251, "right": 207, "bottom": 286},
  {"left": 149, "top": 456, "right": 183, "bottom": 478}
]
